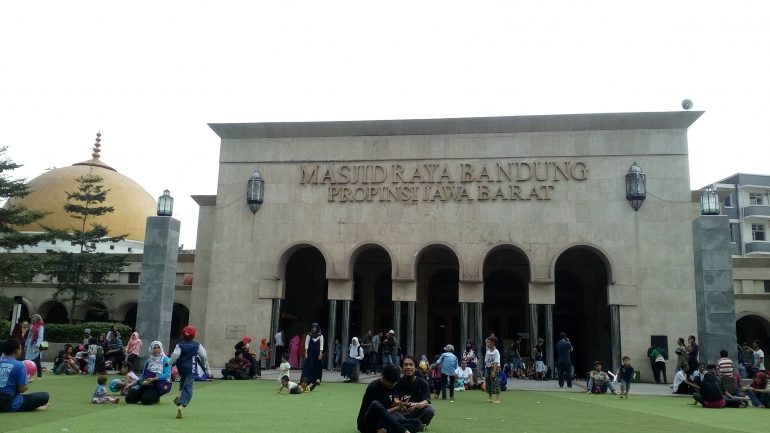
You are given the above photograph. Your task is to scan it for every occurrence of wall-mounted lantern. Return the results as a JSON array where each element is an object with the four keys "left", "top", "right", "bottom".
[
  {"left": 625, "top": 162, "right": 646, "bottom": 212},
  {"left": 247, "top": 170, "right": 264, "bottom": 214}
]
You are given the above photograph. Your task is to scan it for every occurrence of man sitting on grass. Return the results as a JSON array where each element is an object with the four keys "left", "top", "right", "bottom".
[
  {"left": 221, "top": 351, "right": 252, "bottom": 380},
  {"left": 673, "top": 362, "right": 699, "bottom": 394},
  {"left": 0, "top": 338, "right": 50, "bottom": 412},
  {"left": 395, "top": 356, "right": 434, "bottom": 429},
  {"left": 357, "top": 365, "right": 423, "bottom": 433},
  {"left": 585, "top": 361, "right": 617, "bottom": 395}
]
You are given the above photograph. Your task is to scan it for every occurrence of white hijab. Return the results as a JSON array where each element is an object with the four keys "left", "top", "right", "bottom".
[
  {"left": 147, "top": 341, "right": 165, "bottom": 374},
  {"left": 349, "top": 337, "right": 361, "bottom": 358}
]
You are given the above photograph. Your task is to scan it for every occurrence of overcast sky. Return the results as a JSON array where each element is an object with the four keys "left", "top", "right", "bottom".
[{"left": 2, "top": 1, "right": 768, "bottom": 248}]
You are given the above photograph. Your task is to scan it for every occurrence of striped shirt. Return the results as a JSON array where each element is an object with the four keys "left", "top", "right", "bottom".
[{"left": 717, "top": 357, "right": 734, "bottom": 377}]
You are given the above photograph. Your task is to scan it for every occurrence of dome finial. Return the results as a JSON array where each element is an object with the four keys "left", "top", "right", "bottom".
[{"left": 92, "top": 131, "right": 102, "bottom": 159}]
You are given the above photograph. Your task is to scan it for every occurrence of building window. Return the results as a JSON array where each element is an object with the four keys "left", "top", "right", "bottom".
[
  {"left": 765, "top": 281, "right": 770, "bottom": 293},
  {"left": 750, "top": 193, "right": 764, "bottom": 205},
  {"left": 127, "top": 247, "right": 133, "bottom": 253},
  {"left": 71, "top": 241, "right": 76, "bottom": 246},
  {"left": 51, "top": 240, "right": 56, "bottom": 245},
  {"left": 752, "top": 224, "right": 766, "bottom": 241},
  {"left": 730, "top": 224, "right": 737, "bottom": 243},
  {"left": 109, "top": 245, "right": 115, "bottom": 250},
  {"left": 724, "top": 194, "right": 732, "bottom": 207},
  {"left": 128, "top": 272, "right": 140, "bottom": 284}
]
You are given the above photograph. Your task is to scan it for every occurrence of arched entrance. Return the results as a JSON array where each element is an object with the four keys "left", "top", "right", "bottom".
[
  {"left": 37, "top": 300, "right": 69, "bottom": 324},
  {"left": 80, "top": 301, "right": 109, "bottom": 323},
  {"left": 171, "top": 303, "right": 190, "bottom": 340},
  {"left": 737, "top": 314, "right": 770, "bottom": 350},
  {"left": 116, "top": 302, "right": 138, "bottom": 330},
  {"left": 554, "top": 248, "right": 611, "bottom": 376},
  {"left": 416, "top": 247, "right": 460, "bottom": 358},
  {"left": 483, "top": 248, "right": 529, "bottom": 351},
  {"left": 282, "top": 247, "right": 329, "bottom": 340},
  {"left": 352, "top": 247, "right": 393, "bottom": 338}
]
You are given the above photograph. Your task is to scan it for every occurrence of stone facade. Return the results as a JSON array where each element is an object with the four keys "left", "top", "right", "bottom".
[{"left": 192, "top": 111, "right": 706, "bottom": 381}]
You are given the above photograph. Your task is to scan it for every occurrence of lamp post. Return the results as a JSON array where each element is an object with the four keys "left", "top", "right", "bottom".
[
  {"left": 625, "top": 162, "right": 646, "bottom": 212},
  {"left": 157, "top": 189, "right": 174, "bottom": 216},
  {"left": 247, "top": 170, "right": 264, "bottom": 214},
  {"left": 700, "top": 185, "right": 720, "bottom": 215}
]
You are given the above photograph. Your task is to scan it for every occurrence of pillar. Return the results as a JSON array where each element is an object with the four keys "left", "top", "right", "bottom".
[
  {"left": 341, "top": 300, "right": 351, "bottom": 359},
  {"left": 692, "top": 215, "right": 737, "bottom": 365},
  {"left": 460, "top": 302, "right": 469, "bottom": 350},
  {"left": 393, "top": 301, "right": 402, "bottom": 349},
  {"left": 474, "top": 302, "right": 483, "bottom": 361},
  {"left": 270, "top": 298, "right": 281, "bottom": 368},
  {"left": 327, "top": 300, "right": 338, "bottom": 371},
  {"left": 529, "top": 304, "right": 539, "bottom": 349},
  {"left": 610, "top": 305, "right": 621, "bottom": 373},
  {"left": 545, "top": 304, "right": 554, "bottom": 378},
  {"left": 136, "top": 216, "right": 181, "bottom": 354},
  {"left": 407, "top": 301, "right": 415, "bottom": 357}
]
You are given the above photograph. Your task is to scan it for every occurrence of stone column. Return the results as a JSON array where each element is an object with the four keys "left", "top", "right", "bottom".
[
  {"left": 407, "top": 301, "right": 415, "bottom": 357},
  {"left": 610, "top": 305, "right": 621, "bottom": 373},
  {"left": 474, "top": 302, "right": 483, "bottom": 367},
  {"left": 545, "top": 304, "right": 554, "bottom": 378},
  {"left": 270, "top": 299, "right": 281, "bottom": 368},
  {"left": 692, "top": 215, "right": 737, "bottom": 365},
  {"left": 341, "top": 300, "right": 351, "bottom": 361},
  {"left": 529, "top": 304, "right": 539, "bottom": 349},
  {"left": 136, "top": 216, "right": 180, "bottom": 354},
  {"left": 393, "top": 301, "right": 402, "bottom": 349},
  {"left": 460, "top": 302, "right": 469, "bottom": 350},
  {"left": 327, "top": 300, "right": 338, "bottom": 371}
]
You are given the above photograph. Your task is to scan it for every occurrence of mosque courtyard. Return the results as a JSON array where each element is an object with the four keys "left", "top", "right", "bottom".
[{"left": 1, "top": 373, "right": 760, "bottom": 433}]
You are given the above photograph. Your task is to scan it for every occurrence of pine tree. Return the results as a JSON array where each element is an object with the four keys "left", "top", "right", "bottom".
[
  {"left": 41, "top": 171, "right": 130, "bottom": 323},
  {"left": 0, "top": 146, "right": 51, "bottom": 295}
]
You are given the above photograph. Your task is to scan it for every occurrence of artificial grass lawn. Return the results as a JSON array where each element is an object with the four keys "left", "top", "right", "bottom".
[{"left": 1, "top": 373, "right": 764, "bottom": 433}]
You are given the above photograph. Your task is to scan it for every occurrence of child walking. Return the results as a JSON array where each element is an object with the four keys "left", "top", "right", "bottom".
[
  {"left": 485, "top": 336, "right": 501, "bottom": 403},
  {"left": 615, "top": 356, "right": 635, "bottom": 399},
  {"left": 278, "top": 353, "right": 291, "bottom": 383},
  {"left": 168, "top": 326, "right": 209, "bottom": 419},
  {"left": 92, "top": 375, "right": 120, "bottom": 404},
  {"left": 87, "top": 337, "right": 99, "bottom": 375}
]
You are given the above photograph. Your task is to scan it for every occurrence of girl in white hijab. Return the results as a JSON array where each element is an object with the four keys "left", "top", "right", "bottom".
[{"left": 341, "top": 337, "right": 365, "bottom": 382}]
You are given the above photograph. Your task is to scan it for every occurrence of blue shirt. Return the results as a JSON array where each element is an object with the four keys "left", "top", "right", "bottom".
[
  {"left": 437, "top": 352, "right": 458, "bottom": 376},
  {"left": 619, "top": 365, "right": 635, "bottom": 383},
  {"left": 556, "top": 340, "right": 572, "bottom": 364},
  {"left": 0, "top": 356, "right": 28, "bottom": 412},
  {"left": 107, "top": 338, "right": 123, "bottom": 351},
  {"left": 93, "top": 384, "right": 107, "bottom": 399}
]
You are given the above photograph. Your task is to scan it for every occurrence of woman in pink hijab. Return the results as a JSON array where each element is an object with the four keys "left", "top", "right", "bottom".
[
  {"left": 125, "top": 332, "right": 143, "bottom": 365},
  {"left": 288, "top": 335, "right": 301, "bottom": 369}
]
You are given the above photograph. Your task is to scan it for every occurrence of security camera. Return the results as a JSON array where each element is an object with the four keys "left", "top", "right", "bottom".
[{"left": 681, "top": 99, "right": 693, "bottom": 110}]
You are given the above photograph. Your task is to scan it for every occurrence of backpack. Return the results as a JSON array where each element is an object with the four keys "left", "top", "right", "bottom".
[{"left": 499, "top": 371, "right": 508, "bottom": 391}]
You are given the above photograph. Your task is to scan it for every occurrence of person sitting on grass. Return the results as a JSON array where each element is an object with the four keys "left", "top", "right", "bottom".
[
  {"left": 741, "top": 371, "right": 770, "bottom": 408},
  {"left": 125, "top": 341, "right": 173, "bottom": 406},
  {"left": 526, "top": 359, "right": 536, "bottom": 379},
  {"left": 116, "top": 362, "right": 139, "bottom": 395},
  {"left": 234, "top": 336, "right": 260, "bottom": 379},
  {"left": 690, "top": 365, "right": 747, "bottom": 408},
  {"left": 395, "top": 356, "right": 434, "bottom": 428},
  {"left": 278, "top": 375, "right": 302, "bottom": 394},
  {"left": 691, "top": 362, "right": 707, "bottom": 385},
  {"left": 586, "top": 361, "right": 617, "bottom": 395},
  {"left": 615, "top": 356, "right": 634, "bottom": 399},
  {"left": 0, "top": 338, "right": 50, "bottom": 412},
  {"left": 125, "top": 332, "right": 142, "bottom": 367},
  {"left": 673, "top": 362, "right": 699, "bottom": 395},
  {"left": 299, "top": 376, "right": 320, "bottom": 392},
  {"left": 104, "top": 333, "right": 124, "bottom": 371},
  {"left": 92, "top": 375, "right": 120, "bottom": 404},
  {"left": 357, "top": 365, "right": 422, "bottom": 433},
  {"left": 455, "top": 359, "right": 474, "bottom": 390},
  {"left": 222, "top": 350, "right": 252, "bottom": 380}
]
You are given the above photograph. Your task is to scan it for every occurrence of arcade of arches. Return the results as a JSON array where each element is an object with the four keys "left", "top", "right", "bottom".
[{"left": 272, "top": 243, "right": 622, "bottom": 375}]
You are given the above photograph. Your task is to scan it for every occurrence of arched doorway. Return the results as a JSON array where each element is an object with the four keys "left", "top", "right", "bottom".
[
  {"left": 416, "top": 247, "right": 460, "bottom": 358},
  {"left": 171, "top": 303, "right": 190, "bottom": 340},
  {"left": 38, "top": 300, "right": 69, "bottom": 324},
  {"left": 282, "top": 247, "right": 329, "bottom": 340},
  {"left": 352, "top": 247, "right": 393, "bottom": 339},
  {"left": 483, "top": 248, "right": 529, "bottom": 352},
  {"left": 116, "top": 302, "right": 138, "bottom": 330},
  {"left": 554, "top": 248, "right": 611, "bottom": 376},
  {"left": 81, "top": 302, "right": 109, "bottom": 323},
  {"left": 737, "top": 314, "right": 770, "bottom": 353},
  {"left": 374, "top": 270, "right": 394, "bottom": 333}
]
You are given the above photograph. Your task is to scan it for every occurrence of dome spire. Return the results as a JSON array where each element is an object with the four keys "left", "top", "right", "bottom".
[{"left": 92, "top": 131, "right": 102, "bottom": 159}]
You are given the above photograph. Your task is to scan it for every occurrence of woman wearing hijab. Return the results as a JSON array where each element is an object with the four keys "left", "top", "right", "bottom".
[
  {"left": 125, "top": 341, "right": 172, "bottom": 405},
  {"left": 288, "top": 334, "right": 301, "bottom": 369},
  {"left": 301, "top": 323, "right": 325, "bottom": 384},
  {"left": 691, "top": 372, "right": 727, "bottom": 408},
  {"left": 125, "top": 332, "right": 142, "bottom": 366},
  {"left": 340, "top": 337, "right": 365, "bottom": 382},
  {"left": 462, "top": 340, "right": 478, "bottom": 369},
  {"left": 97, "top": 332, "right": 108, "bottom": 350},
  {"left": 25, "top": 314, "right": 45, "bottom": 379},
  {"left": 234, "top": 336, "right": 260, "bottom": 378},
  {"left": 741, "top": 371, "right": 770, "bottom": 407}
]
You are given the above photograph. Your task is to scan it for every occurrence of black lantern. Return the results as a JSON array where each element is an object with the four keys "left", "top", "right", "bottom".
[
  {"left": 625, "top": 162, "right": 646, "bottom": 212},
  {"left": 700, "top": 185, "right": 720, "bottom": 215},
  {"left": 247, "top": 170, "right": 264, "bottom": 214},
  {"left": 157, "top": 189, "right": 174, "bottom": 216}
]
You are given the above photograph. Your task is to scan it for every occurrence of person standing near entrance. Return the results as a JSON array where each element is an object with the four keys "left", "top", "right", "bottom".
[
  {"left": 436, "top": 344, "right": 458, "bottom": 400},
  {"left": 370, "top": 330, "right": 380, "bottom": 374},
  {"left": 273, "top": 328, "right": 285, "bottom": 369},
  {"left": 301, "top": 323, "right": 324, "bottom": 384},
  {"left": 556, "top": 333, "right": 573, "bottom": 388},
  {"left": 686, "top": 335, "right": 699, "bottom": 375},
  {"left": 360, "top": 330, "right": 373, "bottom": 375},
  {"left": 532, "top": 338, "right": 546, "bottom": 380}
]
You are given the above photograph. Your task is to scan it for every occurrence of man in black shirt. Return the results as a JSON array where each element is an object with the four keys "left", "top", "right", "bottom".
[
  {"left": 395, "top": 356, "right": 435, "bottom": 428},
  {"left": 357, "top": 365, "right": 422, "bottom": 433}
]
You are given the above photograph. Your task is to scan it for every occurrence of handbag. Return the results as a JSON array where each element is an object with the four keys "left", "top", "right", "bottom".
[{"left": 39, "top": 341, "right": 49, "bottom": 351}]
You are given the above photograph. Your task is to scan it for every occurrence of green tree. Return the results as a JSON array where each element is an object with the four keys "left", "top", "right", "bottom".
[
  {"left": 41, "top": 171, "right": 129, "bottom": 323},
  {"left": 0, "top": 146, "right": 51, "bottom": 289}
]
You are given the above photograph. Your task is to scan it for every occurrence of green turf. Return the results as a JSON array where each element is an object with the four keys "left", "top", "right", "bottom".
[{"left": 1, "top": 373, "right": 763, "bottom": 433}]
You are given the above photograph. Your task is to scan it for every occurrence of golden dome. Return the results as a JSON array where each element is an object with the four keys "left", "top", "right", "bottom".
[{"left": 6, "top": 135, "right": 157, "bottom": 242}]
